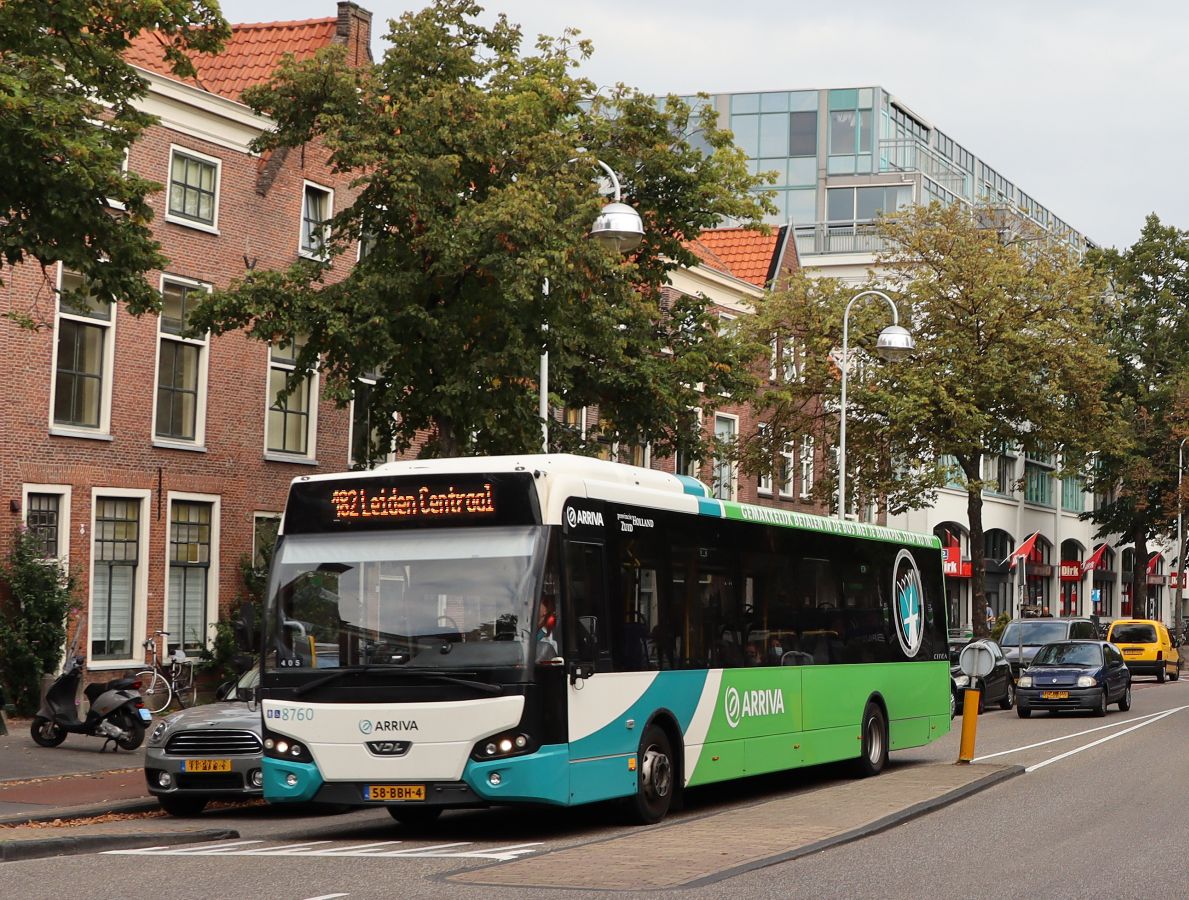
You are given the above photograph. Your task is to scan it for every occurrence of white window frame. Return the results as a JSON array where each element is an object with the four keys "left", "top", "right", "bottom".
[
  {"left": 676, "top": 407, "right": 703, "bottom": 478},
  {"left": 300, "top": 180, "right": 334, "bottom": 259},
  {"left": 152, "top": 274, "right": 211, "bottom": 450},
  {"left": 757, "top": 424, "right": 773, "bottom": 495},
  {"left": 348, "top": 373, "right": 398, "bottom": 469},
  {"left": 780, "top": 441, "right": 795, "bottom": 498},
  {"left": 87, "top": 488, "right": 150, "bottom": 670},
  {"left": 162, "top": 492, "right": 220, "bottom": 654},
  {"left": 49, "top": 266, "right": 116, "bottom": 440},
  {"left": 21, "top": 484, "right": 72, "bottom": 566},
  {"left": 264, "top": 338, "right": 319, "bottom": 464},
  {"left": 164, "top": 145, "right": 221, "bottom": 234},
  {"left": 253, "top": 512, "right": 282, "bottom": 573},
  {"left": 800, "top": 435, "right": 815, "bottom": 499},
  {"left": 712, "top": 413, "right": 739, "bottom": 501}
]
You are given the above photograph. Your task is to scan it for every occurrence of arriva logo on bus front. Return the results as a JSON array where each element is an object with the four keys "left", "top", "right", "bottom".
[{"left": 723, "top": 686, "right": 786, "bottom": 728}]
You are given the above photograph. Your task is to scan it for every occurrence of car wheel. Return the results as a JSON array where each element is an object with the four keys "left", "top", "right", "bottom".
[
  {"left": 1157, "top": 666, "right": 1166, "bottom": 684},
  {"left": 1094, "top": 688, "right": 1108, "bottom": 717},
  {"left": 1171, "top": 662, "right": 1180, "bottom": 682},
  {"left": 1000, "top": 682, "right": 1015, "bottom": 710},
  {"left": 1118, "top": 684, "right": 1132, "bottom": 711},
  {"left": 159, "top": 795, "right": 207, "bottom": 817},
  {"left": 1016, "top": 705, "right": 1031, "bottom": 719}
]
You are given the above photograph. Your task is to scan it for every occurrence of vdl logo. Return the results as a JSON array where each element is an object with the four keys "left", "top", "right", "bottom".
[
  {"left": 893, "top": 549, "right": 925, "bottom": 658},
  {"left": 565, "top": 506, "right": 604, "bottom": 529}
]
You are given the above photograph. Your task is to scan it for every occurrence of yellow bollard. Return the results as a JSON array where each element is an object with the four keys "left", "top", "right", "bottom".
[{"left": 957, "top": 689, "right": 980, "bottom": 763}]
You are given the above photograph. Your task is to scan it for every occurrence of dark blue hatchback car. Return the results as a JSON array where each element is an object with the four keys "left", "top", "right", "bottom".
[{"left": 1015, "top": 640, "right": 1131, "bottom": 718}]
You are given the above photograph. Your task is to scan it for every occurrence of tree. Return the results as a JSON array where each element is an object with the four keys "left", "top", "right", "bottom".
[
  {"left": 740, "top": 202, "right": 1116, "bottom": 635},
  {"left": 0, "top": 530, "right": 78, "bottom": 715},
  {"left": 0, "top": 0, "right": 229, "bottom": 323},
  {"left": 1085, "top": 215, "right": 1189, "bottom": 619},
  {"left": 188, "top": 0, "right": 771, "bottom": 461}
]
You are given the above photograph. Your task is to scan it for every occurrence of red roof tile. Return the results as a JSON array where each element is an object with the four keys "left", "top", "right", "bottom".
[
  {"left": 687, "top": 228, "right": 782, "bottom": 287},
  {"left": 125, "top": 17, "right": 338, "bottom": 101}
]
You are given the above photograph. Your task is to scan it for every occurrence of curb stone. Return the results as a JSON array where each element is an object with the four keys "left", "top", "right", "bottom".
[
  {"left": 0, "top": 798, "right": 160, "bottom": 828},
  {"left": 0, "top": 828, "right": 240, "bottom": 863}
]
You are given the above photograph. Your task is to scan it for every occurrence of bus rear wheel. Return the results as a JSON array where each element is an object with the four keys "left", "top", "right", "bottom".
[
  {"left": 851, "top": 702, "right": 888, "bottom": 778},
  {"left": 626, "top": 725, "right": 674, "bottom": 825}
]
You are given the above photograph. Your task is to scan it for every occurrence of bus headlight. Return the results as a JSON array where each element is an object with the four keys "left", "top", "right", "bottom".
[
  {"left": 472, "top": 731, "right": 534, "bottom": 761},
  {"left": 263, "top": 728, "right": 313, "bottom": 763}
]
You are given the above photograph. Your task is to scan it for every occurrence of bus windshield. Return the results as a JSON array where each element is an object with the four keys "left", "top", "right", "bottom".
[{"left": 266, "top": 525, "right": 548, "bottom": 674}]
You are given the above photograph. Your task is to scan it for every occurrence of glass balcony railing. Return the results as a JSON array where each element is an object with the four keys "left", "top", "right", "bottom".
[{"left": 794, "top": 223, "right": 889, "bottom": 256}]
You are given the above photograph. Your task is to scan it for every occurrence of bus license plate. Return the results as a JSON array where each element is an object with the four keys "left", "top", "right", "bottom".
[
  {"left": 1040, "top": 691, "right": 1069, "bottom": 700},
  {"left": 365, "top": 784, "right": 425, "bottom": 802},
  {"left": 183, "top": 758, "right": 232, "bottom": 772}
]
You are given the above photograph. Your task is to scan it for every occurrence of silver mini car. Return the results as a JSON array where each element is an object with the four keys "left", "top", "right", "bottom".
[{"left": 144, "top": 667, "right": 262, "bottom": 816}]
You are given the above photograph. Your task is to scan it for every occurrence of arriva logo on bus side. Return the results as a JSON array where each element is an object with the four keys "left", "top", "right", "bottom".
[
  {"left": 723, "top": 685, "right": 786, "bottom": 728},
  {"left": 566, "top": 507, "right": 604, "bottom": 528}
]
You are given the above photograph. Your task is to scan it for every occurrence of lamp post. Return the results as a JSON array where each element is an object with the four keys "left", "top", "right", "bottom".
[
  {"left": 1178, "top": 438, "right": 1187, "bottom": 622},
  {"left": 836, "top": 289, "right": 915, "bottom": 521},
  {"left": 540, "top": 159, "right": 643, "bottom": 452}
]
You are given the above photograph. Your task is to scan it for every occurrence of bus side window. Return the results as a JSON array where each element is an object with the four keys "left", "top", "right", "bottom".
[{"left": 565, "top": 542, "right": 608, "bottom": 666}]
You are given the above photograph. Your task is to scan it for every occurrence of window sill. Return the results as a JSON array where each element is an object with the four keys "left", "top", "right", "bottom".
[
  {"left": 265, "top": 452, "right": 319, "bottom": 466},
  {"left": 88, "top": 659, "right": 139, "bottom": 671},
  {"left": 757, "top": 488, "right": 773, "bottom": 497},
  {"left": 50, "top": 428, "right": 113, "bottom": 442},
  {"left": 165, "top": 214, "right": 219, "bottom": 235},
  {"left": 153, "top": 440, "right": 207, "bottom": 453}
]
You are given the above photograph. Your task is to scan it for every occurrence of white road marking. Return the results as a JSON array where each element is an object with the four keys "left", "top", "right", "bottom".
[
  {"left": 105, "top": 840, "right": 544, "bottom": 862},
  {"left": 972, "top": 709, "right": 1173, "bottom": 761},
  {"left": 1024, "top": 706, "right": 1185, "bottom": 772},
  {"left": 302, "top": 895, "right": 349, "bottom": 900}
]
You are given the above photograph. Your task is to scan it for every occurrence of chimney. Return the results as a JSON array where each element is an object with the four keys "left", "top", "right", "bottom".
[{"left": 335, "top": 2, "right": 373, "bottom": 66}]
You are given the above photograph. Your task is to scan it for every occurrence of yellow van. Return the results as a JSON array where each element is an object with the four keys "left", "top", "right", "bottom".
[{"left": 1106, "top": 619, "right": 1181, "bottom": 683}]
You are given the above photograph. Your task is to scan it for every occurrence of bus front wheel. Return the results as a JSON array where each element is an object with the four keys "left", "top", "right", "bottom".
[
  {"left": 851, "top": 702, "right": 888, "bottom": 778},
  {"left": 626, "top": 725, "right": 675, "bottom": 825}
]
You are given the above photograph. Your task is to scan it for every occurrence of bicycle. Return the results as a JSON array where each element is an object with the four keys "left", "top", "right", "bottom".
[{"left": 135, "top": 631, "right": 197, "bottom": 714}]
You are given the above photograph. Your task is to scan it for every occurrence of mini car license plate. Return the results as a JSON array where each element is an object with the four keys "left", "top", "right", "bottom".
[
  {"left": 1040, "top": 690, "right": 1069, "bottom": 700},
  {"left": 365, "top": 784, "right": 425, "bottom": 802},
  {"left": 182, "top": 758, "right": 232, "bottom": 773}
]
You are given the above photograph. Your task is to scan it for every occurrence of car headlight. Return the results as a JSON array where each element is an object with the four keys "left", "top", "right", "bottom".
[
  {"left": 148, "top": 721, "right": 170, "bottom": 745},
  {"left": 1077, "top": 675, "right": 1097, "bottom": 688},
  {"left": 954, "top": 675, "right": 970, "bottom": 688},
  {"left": 1018, "top": 675, "right": 1033, "bottom": 688}
]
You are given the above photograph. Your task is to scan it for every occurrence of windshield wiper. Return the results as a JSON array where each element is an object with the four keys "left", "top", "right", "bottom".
[{"left": 292, "top": 665, "right": 502, "bottom": 697}]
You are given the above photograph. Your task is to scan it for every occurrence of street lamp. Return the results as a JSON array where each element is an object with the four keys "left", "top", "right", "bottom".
[
  {"left": 836, "top": 289, "right": 915, "bottom": 521},
  {"left": 540, "top": 159, "right": 643, "bottom": 452}
]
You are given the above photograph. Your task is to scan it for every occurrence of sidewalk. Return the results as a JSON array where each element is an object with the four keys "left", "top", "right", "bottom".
[{"left": 0, "top": 718, "right": 156, "bottom": 824}]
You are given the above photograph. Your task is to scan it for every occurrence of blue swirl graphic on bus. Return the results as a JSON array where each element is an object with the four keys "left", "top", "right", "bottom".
[{"left": 893, "top": 549, "right": 924, "bottom": 657}]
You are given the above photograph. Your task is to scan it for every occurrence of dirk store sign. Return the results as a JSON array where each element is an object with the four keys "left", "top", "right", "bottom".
[{"left": 944, "top": 544, "right": 971, "bottom": 578}]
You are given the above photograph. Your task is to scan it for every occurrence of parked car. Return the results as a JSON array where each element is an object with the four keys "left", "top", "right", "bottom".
[
  {"left": 144, "top": 666, "right": 262, "bottom": 816},
  {"left": 1016, "top": 640, "right": 1131, "bottom": 718},
  {"left": 1105, "top": 619, "right": 1182, "bottom": 682},
  {"left": 950, "top": 639, "right": 1015, "bottom": 717},
  {"left": 999, "top": 617, "right": 1100, "bottom": 679}
]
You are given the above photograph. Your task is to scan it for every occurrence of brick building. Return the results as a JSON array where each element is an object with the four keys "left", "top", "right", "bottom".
[{"left": 1, "top": 3, "right": 374, "bottom": 674}]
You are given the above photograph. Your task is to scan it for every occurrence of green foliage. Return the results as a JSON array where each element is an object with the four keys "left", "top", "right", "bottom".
[
  {"left": 0, "top": 530, "right": 78, "bottom": 716},
  {"left": 189, "top": 0, "right": 772, "bottom": 461},
  {"left": 990, "top": 612, "right": 1010, "bottom": 644},
  {"left": 0, "top": 0, "right": 230, "bottom": 323},
  {"left": 1084, "top": 215, "right": 1189, "bottom": 608},
  {"left": 197, "top": 529, "right": 274, "bottom": 685}
]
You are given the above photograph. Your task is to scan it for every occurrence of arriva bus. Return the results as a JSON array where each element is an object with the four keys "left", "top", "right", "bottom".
[{"left": 260, "top": 454, "right": 951, "bottom": 825}]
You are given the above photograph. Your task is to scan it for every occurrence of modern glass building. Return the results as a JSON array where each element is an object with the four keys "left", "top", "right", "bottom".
[{"left": 690, "top": 86, "right": 1095, "bottom": 274}]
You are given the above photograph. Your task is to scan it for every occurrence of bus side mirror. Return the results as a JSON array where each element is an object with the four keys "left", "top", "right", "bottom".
[{"left": 569, "top": 660, "right": 595, "bottom": 684}]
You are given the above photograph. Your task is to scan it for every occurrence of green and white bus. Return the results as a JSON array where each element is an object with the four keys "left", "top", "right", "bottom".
[{"left": 260, "top": 454, "right": 950, "bottom": 825}]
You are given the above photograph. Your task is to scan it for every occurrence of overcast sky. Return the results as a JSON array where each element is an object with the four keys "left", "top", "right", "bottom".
[{"left": 218, "top": 0, "right": 1189, "bottom": 250}]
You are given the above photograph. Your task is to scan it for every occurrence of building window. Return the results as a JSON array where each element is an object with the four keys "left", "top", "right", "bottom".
[
  {"left": 267, "top": 338, "right": 315, "bottom": 456},
  {"left": 301, "top": 182, "right": 333, "bottom": 258},
  {"left": 1025, "top": 458, "right": 1054, "bottom": 506},
  {"left": 712, "top": 414, "right": 737, "bottom": 501},
  {"left": 53, "top": 270, "right": 113, "bottom": 432},
  {"left": 168, "top": 501, "right": 212, "bottom": 652},
  {"left": 789, "top": 110, "right": 817, "bottom": 157},
  {"left": 91, "top": 497, "right": 140, "bottom": 661},
  {"left": 253, "top": 513, "right": 280, "bottom": 572},
  {"left": 155, "top": 279, "right": 209, "bottom": 443},
  {"left": 26, "top": 493, "right": 61, "bottom": 557},
  {"left": 166, "top": 148, "right": 219, "bottom": 228},
  {"left": 756, "top": 424, "right": 773, "bottom": 495},
  {"left": 350, "top": 373, "right": 391, "bottom": 468},
  {"left": 779, "top": 441, "right": 795, "bottom": 497},
  {"left": 799, "top": 436, "right": 815, "bottom": 499},
  {"left": 1061, "top": 476, "right": 1085, "bottom": 513}
]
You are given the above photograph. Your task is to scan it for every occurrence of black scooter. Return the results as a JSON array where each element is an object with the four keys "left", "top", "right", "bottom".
[{"left": 31, "top": 656, "right": 151, "bottom": 751}]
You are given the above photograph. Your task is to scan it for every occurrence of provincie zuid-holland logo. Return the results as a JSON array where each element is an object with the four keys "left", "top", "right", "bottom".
[{"left": 893, "top": 549, "right": 925, "bottom": 658}]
